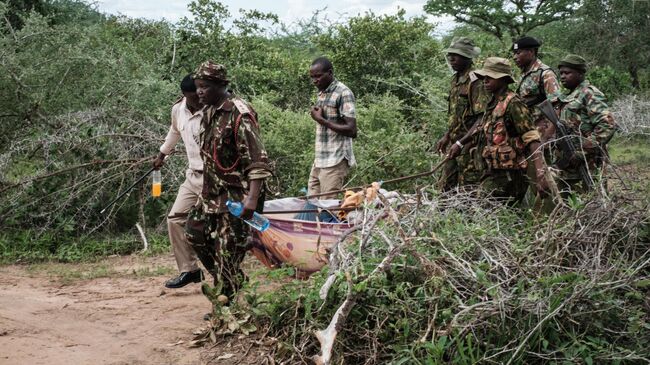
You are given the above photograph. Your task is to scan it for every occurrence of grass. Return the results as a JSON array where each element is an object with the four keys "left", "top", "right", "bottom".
[
  {"left": 609, "top": 137, "right": 650, "bottom": 166},
  {"left": 0, "top": 230, "right": 170, "bottom": 265},
  {"left": 608, "top": 137, "right": 650, "bottom": 195},
  {"left": 24, "top": 257, "right": 176, "bottom": 285}
]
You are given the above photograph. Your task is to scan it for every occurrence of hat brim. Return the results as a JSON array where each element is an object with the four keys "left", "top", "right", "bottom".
[
  {"left": 511, "top": 45, "right": 539, "bottom": 51},
  {"left": 474, "top": 69, "right": 515, "bottom": 84},
  {"left": 444, "top": 47, "right": 475, "bottom": 59},
  {"left": 557, "top": 62, "right": 586, "bottom": 73},
  {"left": 193, "top": 75, "right": 230, "bottom": 83}
]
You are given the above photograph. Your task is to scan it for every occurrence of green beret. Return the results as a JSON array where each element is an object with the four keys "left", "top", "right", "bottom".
[
  {"left": 558, "top": 54, "right": 587, "bottom": 73},
  {"left": 444, "top": 37, "right": 480, "bottom": 59}
]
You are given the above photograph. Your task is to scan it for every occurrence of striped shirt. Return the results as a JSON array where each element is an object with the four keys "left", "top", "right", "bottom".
[{"left": 314, "top": 79, "right": 357, "bottom": 168}]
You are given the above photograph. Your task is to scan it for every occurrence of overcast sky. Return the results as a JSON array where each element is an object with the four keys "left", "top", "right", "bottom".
[{"left": 95, "top": 0, "right": 455, "bottom": 34}]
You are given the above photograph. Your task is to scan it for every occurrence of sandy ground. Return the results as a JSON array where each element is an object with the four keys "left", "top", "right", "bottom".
[{"left": 0, "top": 254, "right": 237, "bottom": 365}]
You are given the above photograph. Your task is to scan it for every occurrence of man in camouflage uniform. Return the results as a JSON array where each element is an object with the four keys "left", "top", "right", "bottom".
[
  {"left": 512, "top": 36, "right": 561, "bottom": 140},
  {"left": 185, "top": 61, "right": 272, "bottom": 305},
  {"left": 450, "top": 57, "right": 549, "bottom": 202},
  {"left": 552, "top": 54, "right": 617, "bottom": 192},
  {"left": 512, "top": 36, "right": 562, "bottom": 207},
  {"left": 435, "top": 37, "right": 488, "bottom": 189}
]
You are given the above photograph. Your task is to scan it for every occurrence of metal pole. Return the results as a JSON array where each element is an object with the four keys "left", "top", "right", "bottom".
[{"left": 99, "top": 166, "right": 156, "bottom": 214}]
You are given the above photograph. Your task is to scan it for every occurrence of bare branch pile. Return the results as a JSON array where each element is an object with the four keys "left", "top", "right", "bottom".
[{"left": 256, "top": 186, "right": 649, "bottom": 364}]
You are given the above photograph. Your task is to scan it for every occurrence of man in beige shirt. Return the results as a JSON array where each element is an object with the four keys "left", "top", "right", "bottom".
[{"left": 153, "top": 74, "right": 204, "bottom": 288}]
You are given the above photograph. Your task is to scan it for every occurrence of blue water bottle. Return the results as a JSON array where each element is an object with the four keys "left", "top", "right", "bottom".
[{"left": 226, "top": 200, "right": 270, "bottom": 232}]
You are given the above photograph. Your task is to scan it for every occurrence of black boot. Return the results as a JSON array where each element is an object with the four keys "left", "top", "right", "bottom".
[{"left": 164, "top": 269, "right": 203, "bottom": 289}]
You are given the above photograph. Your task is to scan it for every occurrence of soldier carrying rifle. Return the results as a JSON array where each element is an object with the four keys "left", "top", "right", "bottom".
[{"left": 546, "top": 55, "right": 618, "bottom": 194}]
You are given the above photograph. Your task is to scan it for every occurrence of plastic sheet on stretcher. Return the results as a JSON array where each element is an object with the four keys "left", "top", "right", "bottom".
[{"left": 249, "top": 198, "right": 354, "bottom": 274}]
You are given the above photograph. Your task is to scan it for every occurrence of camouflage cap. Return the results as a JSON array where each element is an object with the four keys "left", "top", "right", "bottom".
[
  {"left": 474, "top": 57, "right": 515, "bottom": 84},
  {"left": 512, "top": 36, "right": 541, "bottom": 51},
  {"left": 444, "top": 37, "right": 480, "bottom": 59},
  {"left": 194, "top": 61, "right": 229, "bottom": 83},
  {"left": 558, "top": 54, "right": 587, "bottom": 73}
]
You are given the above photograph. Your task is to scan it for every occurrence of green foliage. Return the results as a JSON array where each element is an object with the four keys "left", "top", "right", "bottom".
[
  {"left": 424, "top": 0, "right": 579, "bottom": 41},
  {"left": 535, "top": 0, "right": 650, "bottom": 93},
  {"left": 0, "top": 229, "right": 168, "bottom": 264},
  {"left": 314, "top": 10, "right": 441, "bottom": 101},
  {"left": 175, "top": 0, "right": 312, "bottom": 109},
  {"left": 253, "top": 191, "right": 650, "bottom": 363},
  {"left": 586, "top": 66, "right": 634, "bottom": 98}
]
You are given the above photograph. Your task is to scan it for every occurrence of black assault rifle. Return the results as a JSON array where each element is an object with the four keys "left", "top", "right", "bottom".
[{"left": 536, "top": 99, "right": 594, "bottom": 189}]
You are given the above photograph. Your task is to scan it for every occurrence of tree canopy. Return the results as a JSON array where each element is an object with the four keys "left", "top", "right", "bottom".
[{"left": 424, "top": 0, "right": 580, "bottom": 41}]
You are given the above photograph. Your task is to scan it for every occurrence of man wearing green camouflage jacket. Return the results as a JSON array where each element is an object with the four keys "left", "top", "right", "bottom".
[
  {"left": 512, "top": 36, "right": 561, "bottom": 140},
  {"left": 185, "top": 61, "right": 272, "bottom": 306},
  {"left": 552, "top": 54, "right": 617, "bottom": 192},
  {"left": 435, "top": 37, "right": 488, "bottom": 189},
  {"left": 450, "top": 57, "right": 550, "bottom": 202}
]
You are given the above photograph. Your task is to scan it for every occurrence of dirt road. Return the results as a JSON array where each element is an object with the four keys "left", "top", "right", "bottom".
[{"left": 0, "top": 255, "right": 216, "bottom": 365}]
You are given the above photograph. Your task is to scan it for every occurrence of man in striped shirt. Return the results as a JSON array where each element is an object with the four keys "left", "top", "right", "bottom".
[{"left": 308, "top": 57, "right": 357, "bottom": 198}]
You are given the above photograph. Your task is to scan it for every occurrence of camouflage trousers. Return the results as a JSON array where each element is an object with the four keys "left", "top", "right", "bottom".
[
  {"left": 185, "top": 207, "right": 251, "bottom": 299},
  {"left": 439, "top": 146, "right": 483, "bottom": 190},
  {"left": 479, "top": 169, "right": 528, "bottom": 204}
]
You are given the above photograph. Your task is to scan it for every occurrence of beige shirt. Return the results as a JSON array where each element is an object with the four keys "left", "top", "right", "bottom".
[{"left": 159, "top": 98, "right": 204, "bottom": 171}]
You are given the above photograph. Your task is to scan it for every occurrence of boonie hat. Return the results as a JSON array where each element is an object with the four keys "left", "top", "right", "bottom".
[
  {"left": 474, "top": 57, "right": 515, "bottom": 84},
  {"left": 444, "top": 37, "right": 480, "bottom": 59}
]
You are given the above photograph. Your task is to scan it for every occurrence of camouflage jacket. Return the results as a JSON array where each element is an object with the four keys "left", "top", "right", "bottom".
[
  {"left": 198, "top": 95, "right": 272, "bottom": 214},
  {"left": 516, "top": 59, "right": 560, "bottom": 120},
  {"left": 478, "top": 91, "right": 541, "bottom": 170},
  {"left": 552, "top": 80, "right": 617, "bottom": 173},
  {"left": 447, "top": 68, "right": 489, "bottom": 141}
]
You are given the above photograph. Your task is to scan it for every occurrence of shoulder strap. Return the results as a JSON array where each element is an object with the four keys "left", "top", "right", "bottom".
[
  {"left": 232, "top": 98, "right": 252, "bottom": 115},
  {"left": 537, "top": 68, "right": 548, "bottom": 99},
  {"left": 232, "top": 98, "right": 258, "bottom": 127},
  {"left": 469, "top": 71, "right": 478, "bottom": 83}
]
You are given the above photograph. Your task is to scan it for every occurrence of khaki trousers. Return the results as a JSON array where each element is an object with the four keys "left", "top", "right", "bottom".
[
  {"left": 167, "top": 169, "right": 202, "bottom": 273},
  {"left": 307, "top": 159, "right": 350, "bottom": 199}
]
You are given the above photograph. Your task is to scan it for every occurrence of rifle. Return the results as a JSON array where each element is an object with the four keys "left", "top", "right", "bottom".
[{"left": 536, "top": 99, "right": 594, "bottom": 189}]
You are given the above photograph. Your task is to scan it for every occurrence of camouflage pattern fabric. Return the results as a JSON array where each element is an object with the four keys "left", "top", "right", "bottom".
[
  {"left": 552, "top": 80, "right": 617, "bottom": 182},
  {"left": 480, "top": 169, "right": 528, "bottom": 202},
  {"left": 193, "top": 60, "right": 228, "bottom": 83},
  {"left": 199, "top": 96, "right": 271, "bottom": 214},
  {"left": 475, "top": 91, "right": 540, "bottom": 201},
  {"left": 185, "top": 208, "right": 250, "bottom": 298},
  {"left": 515, "top": 60, "right": 560, "bottom": 207},
  {"left": 185, "top": 94, "right": 271, "bottom": 298},
  {"left": 516, "top": 59, "right": 560, "bottom": 124},
  {"left": 440, "top": 68, "right": 489, "bottom": 189}
]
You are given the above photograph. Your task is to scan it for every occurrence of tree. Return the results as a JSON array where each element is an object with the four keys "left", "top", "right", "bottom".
[
  {"left": 424, "top": 0, "right": 580, "bottom": 41},
  {"left": 313, "top": 10, "right": 441, "bottom": 98},
  {"left": 570, "top": 0, "right": 650, "bottom": 89}
]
